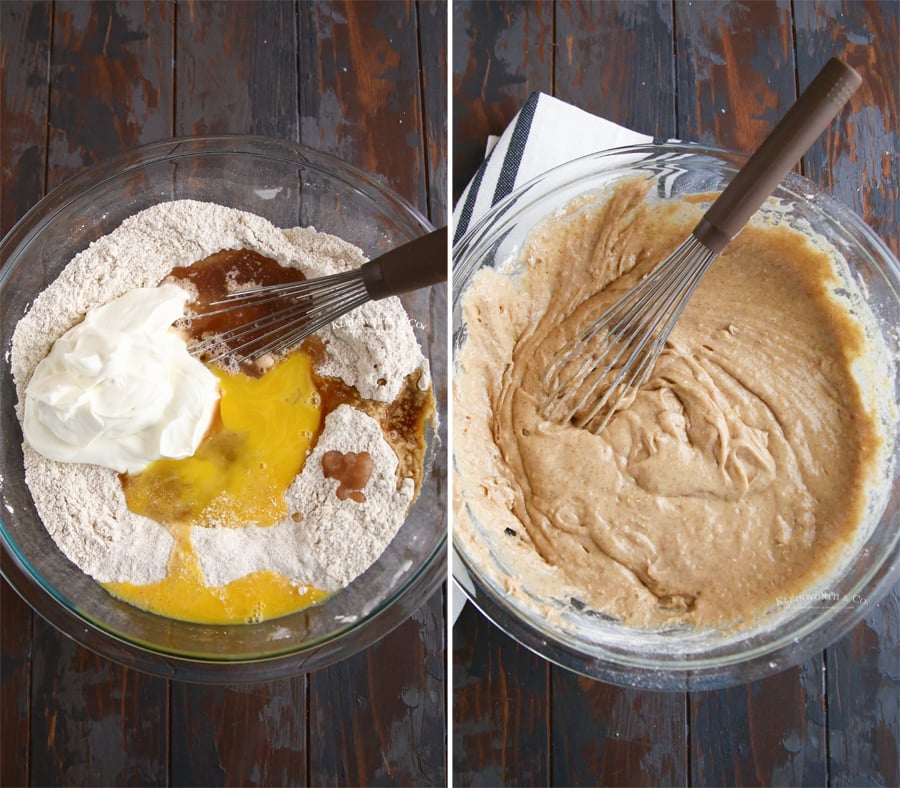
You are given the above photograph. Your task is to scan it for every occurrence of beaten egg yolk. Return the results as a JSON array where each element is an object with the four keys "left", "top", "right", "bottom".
[{"left": 105, "top": 350, "right": 328, "bottom": 624}]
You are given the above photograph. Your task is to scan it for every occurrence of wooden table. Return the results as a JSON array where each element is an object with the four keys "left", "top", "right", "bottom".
[
  {"left": 1, "top": 2, "right": 447, "bottom": 785},
  {"left": 452, "top": 2, "right": 898, "bottom": 786}
]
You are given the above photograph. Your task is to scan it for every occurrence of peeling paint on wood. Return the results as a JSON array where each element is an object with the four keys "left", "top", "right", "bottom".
[
  {"left": 452, "top": 0, "right": 553, "bottom": 201},
  {"left": 170, "top": 679, "right": 307, "bottom": 787},
  {"left": 555, "top": 0, "right": 675, "bottom": 139},
  {"left": 47, "top": 0, "right": 173, "bottom": 188},
  {"left": 551, "top": 670, "right": 687, "bottom": 786},
  {"left": 794, "top": 0, "right": 899, "bottom": 257},
  {"left": 299, "top": 0, "right": 429, "bottom": 213},
  {"left": 310, "top": 592, "right": 447, "bottom": 786},
  {"left": 175, "top": 0, "right": 298, "bottom": 140},
  {"left": 674, "top": 0, "right": 795, "bottom": 151},
  {"left": 30, "top": 616, "right": 169, "bottom": 786},
  {"left": 453, "top": 603, "right": 549, "bottom": 786},
  {"left": 419, "top": 0, "right": 449, "bottom": 226}
]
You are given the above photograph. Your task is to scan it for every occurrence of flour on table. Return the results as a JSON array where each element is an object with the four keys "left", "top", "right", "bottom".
[{"left": 11, "top": 200, "right": 429, "bottom": 588}]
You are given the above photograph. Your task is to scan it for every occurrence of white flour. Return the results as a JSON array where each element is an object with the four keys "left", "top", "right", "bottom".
[{"left": 11, "top": 200, "right": 429, "bottom": 588}]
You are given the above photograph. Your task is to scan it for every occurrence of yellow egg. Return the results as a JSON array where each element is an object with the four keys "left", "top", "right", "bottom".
[
  {"left": 108, "top": 350, "right": 328, "bottom": 624},
  {"left": 103, "top": 524, "right": 330, "bottom": 624}
]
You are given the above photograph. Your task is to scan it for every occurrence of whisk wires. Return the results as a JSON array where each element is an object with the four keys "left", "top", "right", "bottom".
[
  {"left": 542, "top": 234, "right": 717, "bottom": 433},
  {"left": 188, "top": 270, "right": 369, "bottom": 363},
  {"left": 540, "top": 58, "right": 862, "bottom": 434}
]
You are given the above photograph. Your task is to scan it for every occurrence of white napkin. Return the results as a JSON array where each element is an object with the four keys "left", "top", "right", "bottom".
[
  {"left": 451, "top": 92, "right": 656, "bottom": 623},
  {"left": 453, "top": 91, "right": 655, "bottom": 245}
]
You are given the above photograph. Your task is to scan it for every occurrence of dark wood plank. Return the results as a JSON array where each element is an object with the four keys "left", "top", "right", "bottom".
[
  {"left": 543, "top": 6, "right": 687, "bottom": 785},
  {"left": 0, "top": 590, "right": 35, "bottom": 786},
  {"left": 0, "top": 579, "right": 32, "bottom": 788},
  {"left": 417, "top": 0, "right": 449, "bottom": 226},
  {"left": 174, "top": 0, "right": 298, "bottom": 139},
  {"left": 451, "top": 0, "right": 553, "bottom": 201},
  {"left": 413, "top": 0, "right": 450, "bottom": 558},
  {"left": 169, "top": 678, "right": 307, "bottom": 787},
  {"left": 29, "top": 616, "right": 169, "bottom": 786},
  {"left": 453, "top": 604, "right": 549, "bottom": 787},
  {"left": 309, "top": 594, "right": 447, "bottom": 786},
  {"left": 46, "top": 0, "right": 173, "bottom": 187},
  {"left": 0, "top": 3, "right": 52, "bottom": 783},
  {"left": 451, "top": 5, "right": 683, "bottom": 786},
  {"left": 675, "top": 0, "right": 796, "bottom": 152},
  {"left": 689, "top": 661, "right": 828, "bottom": 786},
  {"left": 673, "top": 3, "right": 834, "bottom": 784},
  {"left": 24, "top": 3, "right": 174, "bottom": 786},
  {"left": 299, "top": 0, "right": 429, "bottom": 211},
  {"left": 554, "top": 0, "right": 676, "bottom": 139},
  {"left": 794, "top": 3, "right": 900, "bottom": 785},
  {"left": 550, "top": 669, "right": 687, "bottom": 787},
  {"left": 0, "top": 0, "right": 51, "bottom": 236}
]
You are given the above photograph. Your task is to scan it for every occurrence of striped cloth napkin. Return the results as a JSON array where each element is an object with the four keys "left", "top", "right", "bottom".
[
  {"left": 452, "top": 91, "right": 656, "bottom": 246},
  {"left": 451, "top": 92, "right": 656, "bottom": 623}
]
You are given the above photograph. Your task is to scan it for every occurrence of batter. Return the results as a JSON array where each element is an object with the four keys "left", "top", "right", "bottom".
[{"left": 454, "top": 180, "right": 885, "bottom": 629}]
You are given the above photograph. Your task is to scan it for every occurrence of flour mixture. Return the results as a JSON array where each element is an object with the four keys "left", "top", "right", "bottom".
[{"left": 12, "top": 201, "right": 435, "bottom": 624}]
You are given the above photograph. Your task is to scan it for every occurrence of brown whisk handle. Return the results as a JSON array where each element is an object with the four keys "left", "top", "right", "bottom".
[
  {"left": 360, "top": 226, "right": 448, "bottom": 300},
  {"left": 694, "top": 57, "right": 861, "bottom": 254}
]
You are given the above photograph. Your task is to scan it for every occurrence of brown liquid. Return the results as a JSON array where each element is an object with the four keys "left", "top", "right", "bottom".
[
  {"left": 168, "top": 249, "right": 308, "bottom": 375},
  {"left": 322, "top": 451, "right": 375, "bottom": 503},
  {"left": 380, "top": 373, "right": 433, "bottom": 490}
]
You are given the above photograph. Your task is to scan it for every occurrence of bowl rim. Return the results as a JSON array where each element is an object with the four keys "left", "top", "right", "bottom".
[
  {"left": 0, "top": 134, "right": 447, "bottom": 682},
  {"left": 450, "top": 141, "right": 899, "bottom": 690},
  {"left": 453, "top": 141, "right": 900, "bottom": 275}
]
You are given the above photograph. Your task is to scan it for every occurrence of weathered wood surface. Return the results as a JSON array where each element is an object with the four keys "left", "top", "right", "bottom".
[
  {"left": 0, "top": 2, "right": 447, "bottom": 786},
  {"left": 453, "top": 604, "right": 550, "bottom": 786},
  {"left": 452, "top": 1, "right": 899, "bottom": 786},
  {"left": 1, "top": 5, "right": 50, "bottom": 785},
  {"left": 451, "top": 0, "right": 552, "bottom": 202},
  {"left": 793, "top": 6, "right": 900, "bottom": 787}
]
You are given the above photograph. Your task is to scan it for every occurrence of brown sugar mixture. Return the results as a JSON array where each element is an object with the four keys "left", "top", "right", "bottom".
[
  {"left": 170, "top": 248, "right": 309, "bottom": 375},
  {"left": 13, "top": 200, "right": 437, "bottom": 626},
  {"left": 454, "top": 180, "right": 884, "bottom": 630}
]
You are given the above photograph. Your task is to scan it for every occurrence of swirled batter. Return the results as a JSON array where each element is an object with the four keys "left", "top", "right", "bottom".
[{"left": 454, "top": 180, "right": 884, "bottom": 629}]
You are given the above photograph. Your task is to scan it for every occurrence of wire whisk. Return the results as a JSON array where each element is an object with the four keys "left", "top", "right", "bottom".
[
  {"left": 541, "top": 58, "right": 861, "bottom": 433},
  {"left": 187, "top": 227, "right": 446, "bottom": 363},
  {"left": 542, "top": 234, "right": 716, "bottom": 431}
]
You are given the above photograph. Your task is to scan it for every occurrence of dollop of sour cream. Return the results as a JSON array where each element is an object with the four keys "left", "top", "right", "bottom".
[{"left": 24, "top": 284, "right": 220, "bottom": 474}]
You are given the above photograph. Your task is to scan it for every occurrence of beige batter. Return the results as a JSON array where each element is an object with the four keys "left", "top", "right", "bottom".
[{"left": 454, "top": 180, "right": 884, "bottom": 629}]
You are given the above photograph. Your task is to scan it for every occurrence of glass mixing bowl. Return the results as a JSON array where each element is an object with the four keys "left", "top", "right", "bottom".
[
  {"left": 0, "top": 135, "right": 446, "bottom": 682},
  {"left": 452, "top": 144, "right": 899, "bottom": 691}
]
